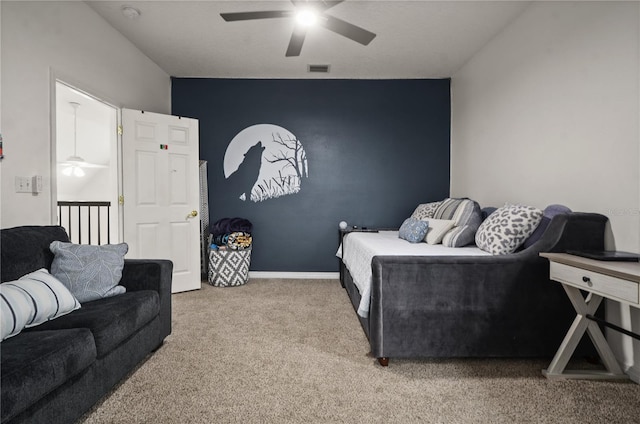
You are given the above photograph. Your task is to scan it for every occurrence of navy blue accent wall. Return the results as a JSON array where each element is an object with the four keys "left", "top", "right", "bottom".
[{"left": 171, "top": 78, "right": 450, "bottom": 272}]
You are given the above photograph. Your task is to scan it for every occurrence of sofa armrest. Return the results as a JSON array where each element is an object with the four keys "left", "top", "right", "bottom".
[
  {"left": 368, "top": 254, "right": 570, "bottom": 358},
  {"left": 120, "top": 259, "right": 173, "bottom": 340},
  {"left": 120, "top": 259, "right": 173, "bottom": 293}
]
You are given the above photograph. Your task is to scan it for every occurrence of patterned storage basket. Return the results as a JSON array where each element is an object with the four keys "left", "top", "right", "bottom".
[{"left": 207, "top": 248, "right": 251, "bottom": 287}]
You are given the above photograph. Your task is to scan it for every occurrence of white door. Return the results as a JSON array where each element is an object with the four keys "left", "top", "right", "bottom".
[{"left": 121, "top": 109, "right": 201, "bottom": 293}]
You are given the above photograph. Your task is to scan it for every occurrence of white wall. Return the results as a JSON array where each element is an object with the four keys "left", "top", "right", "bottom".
[
  {"left": 451, "top": 1, "right": 640, "bottom": 380},
  {"left": 0, "top": 1, "right": 171, "bottom": 228}
]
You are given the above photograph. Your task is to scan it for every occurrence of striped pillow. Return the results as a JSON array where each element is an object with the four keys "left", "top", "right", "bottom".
[
  {"left": 0, "top": 268, "right": 81, "bottom": 341},
  {"left": 434, "top": 198, "right": 483, "bottom": 247},
  {"left": 424, "top": 219, "right": 455, "bottom": 245},
  {"left": 433, "top": 198, "right": 466, "bottom": 220}
]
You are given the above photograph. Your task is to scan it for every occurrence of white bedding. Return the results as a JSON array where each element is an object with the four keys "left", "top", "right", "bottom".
[{"left": 336, "top": 231, "right": 491, "bottom": 318}]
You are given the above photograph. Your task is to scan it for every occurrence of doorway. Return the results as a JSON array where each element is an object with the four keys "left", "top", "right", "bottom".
[{"left": 55, "top": 82, "right": 120, "bottom": 244}]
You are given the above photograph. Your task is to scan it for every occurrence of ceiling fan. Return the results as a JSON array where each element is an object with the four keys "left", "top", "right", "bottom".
[
  {"left": 220, "top": 0, "right": 376, "bottom": 57},
  {"left": 58, "top": 101, "right": 107, "bottom": 177}
]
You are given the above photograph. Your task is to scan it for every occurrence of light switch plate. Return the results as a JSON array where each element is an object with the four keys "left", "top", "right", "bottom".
[{"left": 15, "top": 176, "right": 32, "bottom": 193}]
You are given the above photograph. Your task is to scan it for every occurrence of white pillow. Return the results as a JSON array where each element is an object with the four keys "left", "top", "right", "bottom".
[
  {"left": 424, "top": 219, "right": 455, "bottom": 245},
  {"left": 1, "top": 268, "right": 81, "bottom": 341}
]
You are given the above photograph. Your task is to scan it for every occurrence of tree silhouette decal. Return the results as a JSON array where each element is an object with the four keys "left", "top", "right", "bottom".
[
  {"left": 265, "top": 133, "right": 308, "bottom": 181},
  {"left": 252, "top": 132, "right": 308, "bottom": 202}
]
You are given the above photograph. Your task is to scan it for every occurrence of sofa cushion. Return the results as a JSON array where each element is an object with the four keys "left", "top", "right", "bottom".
[
  {"left": 1, "top": 328, "right": 96, "bottom": 423},
  {"left": 50, "top": 241, "right": 129, "bottom": 303},
  {"left": 1, "top": 269, "right": 81, "bottom": 341},
  {"left": 522, "top": 204, "right": 572, "bottom": 249},
  {"left": 0, "top": 226, "right": 70, "bottom": 283},
  {"left": 481, "top": 207, "right": 498, "bottom": 221},
  {"left": 24, "top": 291, "right": 159, "bottom": 358}
]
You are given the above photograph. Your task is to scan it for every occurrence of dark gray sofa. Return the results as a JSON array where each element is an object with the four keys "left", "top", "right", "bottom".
[
  {"left": 0, "top": 226, "right": 172, "bottom": 424},
  {"left": 340, "top": 212, "right": 607, "bottom": 366}
]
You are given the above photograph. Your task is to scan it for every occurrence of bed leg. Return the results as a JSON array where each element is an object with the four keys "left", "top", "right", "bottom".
[{"left": 377, "top": 357, "right": 389, "bottom": 367}]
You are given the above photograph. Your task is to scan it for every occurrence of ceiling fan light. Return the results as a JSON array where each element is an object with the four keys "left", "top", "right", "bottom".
[
  {"left": 62, "top": 165, "right": 85, "bottom": 177},
  {"left": 296, "top": 9, "right": 318, "bottom": 27},
  {"left": 73, "top": 166, "right": 85, "bottom": 178}
]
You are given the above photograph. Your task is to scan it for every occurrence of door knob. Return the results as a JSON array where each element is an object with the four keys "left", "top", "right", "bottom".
[{"left": 187, "top": 210, "right": 198, "bottom": 219}]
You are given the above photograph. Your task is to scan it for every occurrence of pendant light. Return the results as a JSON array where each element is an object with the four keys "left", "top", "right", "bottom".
[{"left": 62, "top": 102, "right": 85, "bottom": 177}]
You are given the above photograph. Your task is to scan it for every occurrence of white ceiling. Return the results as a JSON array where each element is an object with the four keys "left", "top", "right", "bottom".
[{"left": 87, "top": 0, "right": 531, "bottom": 78}]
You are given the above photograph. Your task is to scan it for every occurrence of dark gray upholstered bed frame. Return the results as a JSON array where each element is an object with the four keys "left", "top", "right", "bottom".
[{"left": 340, "top": 212, "right": 608, "bottom": 366}]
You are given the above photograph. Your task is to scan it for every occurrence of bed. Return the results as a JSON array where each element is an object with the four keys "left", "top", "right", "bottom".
[{"left": 338, "top": 212, "right": 608, "bottom": 366}]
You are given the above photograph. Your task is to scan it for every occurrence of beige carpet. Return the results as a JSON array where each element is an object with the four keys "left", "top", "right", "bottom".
[{"left": 80, "top": 279, "right": 640, "bottom": 424}]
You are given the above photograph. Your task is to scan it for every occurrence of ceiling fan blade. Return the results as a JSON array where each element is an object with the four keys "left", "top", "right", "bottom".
[
  {"left": 321, "top": 14, "right": 376, "bottom": 46},
  {"left": 286, "top": 26, "right": 307, "bottom": 57},
  {"left": 290, "top": 0, "right": 344, "bottom": 11},
  {"left": 220, "top": 11, "right": 293, "bottom": 22},
  {"left": 319, "top": 1, "right": 345, "bottom": 10},
  {"left": 79, "top": 162, "right": 109, "bottom": 169},
  {"left": 59, "top": 160, "right": 108, "bottom": 169}
]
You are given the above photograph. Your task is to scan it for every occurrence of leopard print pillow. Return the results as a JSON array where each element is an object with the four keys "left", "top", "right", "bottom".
[
  {"left": 411, "top": 201, "right": 442, "bottom": 220},
  {"left": 475, "top": 204, "right": 543, "bottom": 255}
]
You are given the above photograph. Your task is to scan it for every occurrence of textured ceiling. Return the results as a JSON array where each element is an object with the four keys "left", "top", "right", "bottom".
[{"left": 87, "top": 0, "right": 531, "bottom": 78}]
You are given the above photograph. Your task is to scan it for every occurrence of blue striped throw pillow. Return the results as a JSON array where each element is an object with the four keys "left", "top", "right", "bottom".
[{"left": 0, "top": 268, "right": 81, "bottom": 341}]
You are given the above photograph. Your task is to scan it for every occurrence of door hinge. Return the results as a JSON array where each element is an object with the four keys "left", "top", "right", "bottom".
[
  {"left": 117, "top": 125, "right": 123, "bottom": 136},
  {"left": 118, "top": 195, "right": 124, "bottom": 205}
]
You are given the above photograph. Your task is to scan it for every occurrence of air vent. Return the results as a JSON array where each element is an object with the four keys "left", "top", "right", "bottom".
[{"left": 308, "top": 64, "right": 330, "bottom": 73}]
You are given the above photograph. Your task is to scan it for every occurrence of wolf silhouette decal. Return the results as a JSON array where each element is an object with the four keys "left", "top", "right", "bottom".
[{"left": 223, "top": 124, "right": 308, "bottom": 202}]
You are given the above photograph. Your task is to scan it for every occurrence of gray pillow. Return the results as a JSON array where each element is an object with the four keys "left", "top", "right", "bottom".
[{"left": 50, "top": 241, "right": 128, "bottom": 303}]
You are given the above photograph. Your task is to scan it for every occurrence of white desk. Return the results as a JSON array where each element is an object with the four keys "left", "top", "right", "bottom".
[{"left": 540, "top": 252, "right": 640, "bottom": 380}]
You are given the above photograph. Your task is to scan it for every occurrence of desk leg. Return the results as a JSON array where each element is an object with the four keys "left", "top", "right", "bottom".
[{"left": 543, "top": 284, "right": 628, "bottom": 380}]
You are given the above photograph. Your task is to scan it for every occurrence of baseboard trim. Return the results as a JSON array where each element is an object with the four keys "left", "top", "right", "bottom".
[
  {"left": 625, "top": 364, "right": 640, "bottom": 384},
  {"left": 249, "top": 271, "right": 339, "bottom": 280}
]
